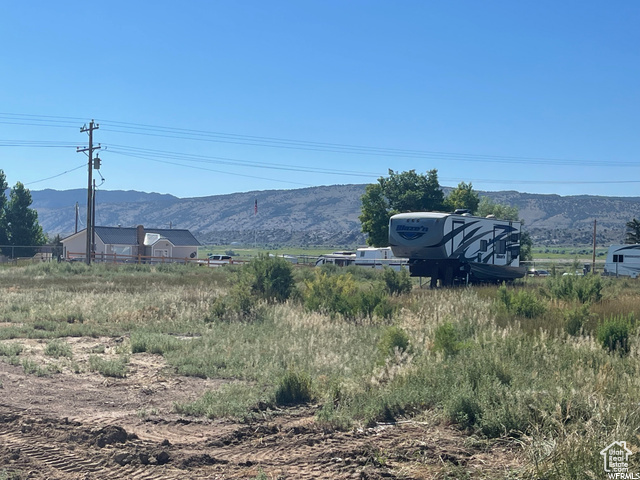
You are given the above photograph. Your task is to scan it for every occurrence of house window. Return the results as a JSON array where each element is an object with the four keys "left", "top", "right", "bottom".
[
  {"left": 113, "top": 245, "right": 132, "bottom": 256},
  {"left": 480, "top": 240, "right": 488, "bottom": 252},
  {"left": 614, "top": 254, "right": 624, "bottom": 263}
]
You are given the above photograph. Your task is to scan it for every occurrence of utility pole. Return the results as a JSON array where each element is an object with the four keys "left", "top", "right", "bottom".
[
  {"left": 75, "top": 202, "right": 79, "bottom": 234},
  {"left": 77, "top": 120, "right": 100, "bottom": 265},
  {"left": 592, "top": 219, "right": 597, "bottom": 274},
  {"left": 92, "top": 179, "right": 96, "bottom": 258}
]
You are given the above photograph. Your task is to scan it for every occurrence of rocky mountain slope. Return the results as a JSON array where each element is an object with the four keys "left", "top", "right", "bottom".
[{"left": 31, "top": 185, "right": 640, "bottom": 246}]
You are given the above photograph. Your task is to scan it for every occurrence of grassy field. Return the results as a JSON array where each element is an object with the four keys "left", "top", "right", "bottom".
[{"left": 1, "top": 261, "right": 639, "bottom": 478}]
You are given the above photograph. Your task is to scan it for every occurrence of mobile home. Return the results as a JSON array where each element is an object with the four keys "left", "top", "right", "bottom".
[
  {"left": 603, "top": 244, "right": 640, "bottom": 278},
  {"left": 354, "top": 247, "right": 408, "bottom": 271}
]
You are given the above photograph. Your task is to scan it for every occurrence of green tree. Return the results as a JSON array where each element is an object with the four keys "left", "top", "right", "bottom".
[
  {"left": 5, "top": 182, "right": 46, "bottom": 257},
  {"left": 444, "top": 181, "right": 480, "bottom": 213},
  {"left": 476, "top": 197, "right": 520, "bottom": 221},
  {"left": 360, "top": 169, "right": 444, "bottom": 247},
  {"left": 625, "top": 218, "right": 640, "bottom": 244},
  {"left": 0, "top": 170, "right": 8, "bottom": 253}
]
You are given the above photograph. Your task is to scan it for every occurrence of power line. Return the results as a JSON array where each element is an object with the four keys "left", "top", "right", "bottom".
[
  {"left": 107, "top": 150, "right": 313, "bottom": 187},
  {"left": 24, "top": 164, "right": 86, "bottom": 185},
  {"left": 3, "top": 112, "right": 635, "bottom": 167}
]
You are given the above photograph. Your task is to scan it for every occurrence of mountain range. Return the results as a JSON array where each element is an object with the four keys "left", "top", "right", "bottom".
[{"left": 29, "top": 185, "right": 640, "bottom": 247}]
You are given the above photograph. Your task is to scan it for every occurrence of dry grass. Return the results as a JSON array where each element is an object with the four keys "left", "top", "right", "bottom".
[{"left": 1, "top": 263, "right": 640, "bottom": 479}]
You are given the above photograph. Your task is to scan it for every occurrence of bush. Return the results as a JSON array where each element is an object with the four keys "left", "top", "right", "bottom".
[
  {"left": 447, "top": 392, "right": 482, "bottom": 430},
  {"left": 130, "top": 332, "right": 183, "bottom": 355},
  {"left": 44, "top": 339, "right": 73, "bottom": 359},
  {"left": 597, "top": 315, "right": 633, "bottom": 355},
  {"left": 0, "top": 342, "right": 22, "bottom": 357},
  {"left": 545, "top": 275, "right": 603, "bottom": 304},
  {"left": 303, "top": 271, "right": 359, "bottom": 319},
  {"left": 433, "top": 322, "right": 463, "bottom": 357},
  {"left": 274, "top": 370, "right": 313, "bottom": 406},
  {"left": 381, "top": 267, "right": 412, "bottom": 295},
  {"left": 497, "top": 285, "right": 546, "bottom": 318},
  {"left": 88, "top": 355, "right": 129, "bottom": 378},
  {"left": 304, "top": 271, "right": 392, "bottom": 321},
  {"left": 205, "top": 287, "right": 261, "bottom": 322},
  {"left": 244, "top": 254, "right": 295, "bottom": 303},
  {"left": 564, "top": 304, "right": 590, "bottom": 336},
  {"left": 377, "top": 326, "right": 410, "bottom": 358}
]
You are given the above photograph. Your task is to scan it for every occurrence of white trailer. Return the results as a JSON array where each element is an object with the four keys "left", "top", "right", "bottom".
[
  {"left": 388, "top": 211, "right": 526, "bottom": 286},
  {"left": 354, "top": 247, "right": 408, "bottom": 271},
  {"left": 603, "top": 244, "right": 640, "bottom": 278},
  {"left": 315, "top": 252, "right": 356, "bottom": 267}
]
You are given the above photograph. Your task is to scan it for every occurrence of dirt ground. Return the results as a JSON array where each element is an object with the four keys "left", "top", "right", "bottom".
[{"left": 0, "top": 337, "right": 523, "bottom": 479}]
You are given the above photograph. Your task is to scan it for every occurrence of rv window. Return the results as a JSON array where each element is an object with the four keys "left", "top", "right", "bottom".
[
  {"left": 510, "top": 233, "right": 519, "bottom": 243},
  {"left": 496, "top": 240, "right": 507, "bottom": 255},
  {"left": 480, "top": 240, "right": 488, "bottom": 252},
  {"left": 614, "top": 255, "right": 624, "bottom": 263}
]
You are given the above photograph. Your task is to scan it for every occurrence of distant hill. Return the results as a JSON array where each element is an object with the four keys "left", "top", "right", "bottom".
[{"left": 30, "top": 185, "right": 640, "bottom": 247}]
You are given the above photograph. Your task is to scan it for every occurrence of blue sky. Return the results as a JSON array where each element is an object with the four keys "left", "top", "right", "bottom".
[{"left": 1, "top": 1, "right": 639, "bottom": 198}]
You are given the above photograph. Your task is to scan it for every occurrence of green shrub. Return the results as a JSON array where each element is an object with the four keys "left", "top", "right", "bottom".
[
  {"left": 44, "top": 339, "right": 73, "bottom": 359},
  {"left": 564, "top": 304, "right": 590, "bottom": 336},
  {"left": 381, "top": 267, "right": 412, "bottom": 295},
  {"left": 433, "top": 322, "right": 463, "bottom": 357},
  {"left": 545, "top": 274, "right": 603, "bottom": 304},
  {"left": 0, "top": 342, "right": 22, "bottom": 357},
  {"left": 205, "top": 287, "right": 259, "bottom": 322},
  {"left": 130, "top": 332, "right": 183, "bottom": 355},
  {"left": 88, "top": 355, "right": 129, "bottom": 378},
  {"left": 21, "top": 358, "right": 46, "bottom": 376},
  {"left": 597, "top": 315, "right": 633, "bottom": 355},
  {"left": 373, "top": 297, "right": 396, "bottom": 321},
  {"left": 303, "top": 271, "right": 359, "bottom": 319},
  {"left": 497, "top": 285, "right": 546, "bottom": 318},
  {"left": 377, "top": 326, "right": 410, "bottom": 358},
  {"left": 355, "top": 287, "right": 387, "bottom": 320},
  {"left": 244, "top": 254, "right": 296, "bottom": 303},
  {"left": 447, "top": 392, "right": 482, "bottom": 429},
  {"left": 274, "top": 370, "right": 313, "bottom": 406}
]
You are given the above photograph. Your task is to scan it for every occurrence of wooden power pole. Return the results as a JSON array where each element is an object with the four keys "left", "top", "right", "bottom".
[{"left": 77, "top": 120, "right": 100, "bottom": 265}]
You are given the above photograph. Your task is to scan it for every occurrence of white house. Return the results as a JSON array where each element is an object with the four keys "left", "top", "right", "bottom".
[{"left": 62, "top": 225, "right": 200, "bottom": 262}]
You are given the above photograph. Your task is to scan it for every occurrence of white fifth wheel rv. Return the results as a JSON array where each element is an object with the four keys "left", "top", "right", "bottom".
[
  {"left": 354, "top": 247, "right": 408, "bottom": 271},
  {"left": 603, "top": 244, "right": 640, "bottom": 278},
  {"left": 389, "top": 211, "right": 526, "bottom": 286}
]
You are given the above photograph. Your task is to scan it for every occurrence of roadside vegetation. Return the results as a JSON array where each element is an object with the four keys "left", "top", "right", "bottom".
[{"left": 1, "top": 260, "right": 639, "bottom": 478}]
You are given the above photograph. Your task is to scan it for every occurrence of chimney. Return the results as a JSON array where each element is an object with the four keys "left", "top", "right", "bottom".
[{"left": 136, "top": 225, "right": 145, "bottom": 247}]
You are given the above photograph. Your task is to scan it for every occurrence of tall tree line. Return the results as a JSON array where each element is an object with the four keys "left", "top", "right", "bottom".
[{"left": 0, "top": 169, "right": 46, "bottom": 257}]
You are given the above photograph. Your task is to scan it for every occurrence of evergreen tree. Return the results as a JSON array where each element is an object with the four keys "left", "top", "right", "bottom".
[
  {"left": 626, "top": 218, "right": 640, "bottom": 244},
  {"left": 5, "top": 182, "right": 46, "bottom": 257}
]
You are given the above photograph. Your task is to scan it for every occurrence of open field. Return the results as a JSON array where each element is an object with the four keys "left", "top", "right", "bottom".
[{"left": 1, "top": 262, "right": 640, "bottom": 479}]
